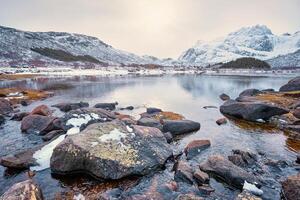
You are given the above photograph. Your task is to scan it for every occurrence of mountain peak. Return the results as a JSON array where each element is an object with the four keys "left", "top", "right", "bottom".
[{"left": 230, "top": 24, "right": 273, "bottom": 36}]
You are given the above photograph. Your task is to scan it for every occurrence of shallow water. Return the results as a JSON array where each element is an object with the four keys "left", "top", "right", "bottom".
[{"left": 0, "top": 74, "right": 299, "bottom": 199}]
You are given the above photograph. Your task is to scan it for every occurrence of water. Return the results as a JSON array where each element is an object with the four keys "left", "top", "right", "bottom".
[{"left": 0, "top": 74, "right": 299, "bottom": 199}]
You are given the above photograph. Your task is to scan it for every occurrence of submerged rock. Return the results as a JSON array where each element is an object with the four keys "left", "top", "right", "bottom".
[
  {"left": 216, "top": 118, "right": 227, "bottom": 125},
  {"left": 31, "top": 104, "right": 52, "bottom": 116},
  {"left": 279, "top": 76, "right": 300, "bottom": 92},
  {"left": 199, "top": 155, "right": 259, "bottom": 189},
  {"left": 184, "top": 140, "right": 211, "bottom": 159},
  {"left": 94, "top": 102, "right": 117, "bottom": 111},
  {"left": 0, "top": 98, "right": 13, "bottom": 115},
  {"left": 162, "top": 120, "right": 200, "bottom": 136},
  {"left": 281, "top": 174, "right": 300, "bottom": 200},
  {"left": 0, "top": 180, "right": 44, "bottom": 200},
  {"left": 220, "top": 100, "right": 289, "bottom": 122},
  {"left": 52, "top": 102, "right": 89, "bottom": 112},
  {"left": 21, "top": 114, "right": 56, "bottom": 135},
  {"left": 219, "top": 93, "right": 230, "bottom": 101},
  {"left": 174, "top": 160, "right": 194, "bottom": 184},
  {"left": 50, "top": 120, "right": 172, "bottom": 179},
  {"left": 228, "top": 149, "right": 257, "bottom": 168}
]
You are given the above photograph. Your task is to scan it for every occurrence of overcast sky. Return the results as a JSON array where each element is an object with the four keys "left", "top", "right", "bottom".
[{"left": 1, "top": 0, "right": 300, "bottom": 58}]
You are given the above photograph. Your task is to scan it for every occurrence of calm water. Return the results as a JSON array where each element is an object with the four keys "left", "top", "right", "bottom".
[{"left": 0, "top": 74, "right": 299, "bottom": 199}]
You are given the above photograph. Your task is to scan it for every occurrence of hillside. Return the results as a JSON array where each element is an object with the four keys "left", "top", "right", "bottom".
[{"left": 220, "top": 57, "right": 271, "bottom": 69}]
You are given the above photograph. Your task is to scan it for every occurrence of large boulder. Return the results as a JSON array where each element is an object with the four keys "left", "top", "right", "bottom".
[
  {"left": 199, "top": 155, "right": 259, "bottom": 189},
  {"left": 52, "top": 102, "right": 89, "bottom": 112},
  {"left": 238, "top": 89, "right": 261, "bottom": 97},
  {"left": 94, "top": 102, "right": 117, "bottom": 111},
  {"left": 50, "top": 120, "right": 172, "bottom": 180},
  {"left": 0, "top": 180, "right": 44, "bottom": 200},
  {"left": 21, "top": 114, "right": 56, "bottom": 135},
  {"left": 279, "top": 77, "right": 300, "bottom": 92},
  {"left": 31, "top": 105, "right": 52, "bottom": 116},
  {"left": 281, "top": 173, "right": 300, "bottom": 200},
  {"left": 220, "top": 100, "right": 289, "bottom": 122},
  {"left": 0, "top": 99, "right": 13, "bottom": 115},
  {"left": 162, "top": 120, "right": 200, "bottom": 136}
]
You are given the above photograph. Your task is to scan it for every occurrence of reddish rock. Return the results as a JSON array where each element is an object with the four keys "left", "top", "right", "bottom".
[
  {"left": 184, "top": 140, "right": 211, "bottom": 159},
  {"left": 174, "top": 160, "right": 194, "bottom": 184},
  {"left": 198, "top": 184, "right": 215, "bottom": 195},
  {"left": 21, "top": 114, "right": 56, "bottom": 135},
  {"left": 31, "top": 104, "right": 52, "bottom": 116},
  {"left": 281, "top": 173, "right": 300, "bottom": 200},
  {"left": 193, "top": 169, "right": 209, "bottom": 185},
  {"left": 216, "top": 118, "right": 227, "bottom": 126},
  {"left": 0, "top": 98, "right": 13, "bottom": 115},
  {"left": 293, "top": 109, "right": 300, "bottom": 119}
]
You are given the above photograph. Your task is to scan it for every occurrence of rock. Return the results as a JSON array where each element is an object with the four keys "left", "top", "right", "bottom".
[
  {"left": 216, "top": 118, "right": 227, "bottom": 125},
  {"left": 137, "top": 117, "right": 163, "bottom": 130},
  {"left": 50, "top": 120, "right": 172, "bottom": 180},
  {"left": 162, "top": 120, "right": 200, "bottom": 136},
  {"left": 42, "top": 130, "right": 65, "bottom": 141},
  {"left": 20, "top": 100, "right": 30, "bottom": 106},
  {"left": 184, "top": 140, "right": 211, "bottom": 159},
  {"left": 21, "top": 114, "right": 56, "bottom": 135},
  {"left": 235, "top": 191, "right": 262, "bottom": 200},
  {"left": 239, "top": 89, "right": 261, "bottom": 97},
  {"left": 0, "top": 180, "right": 43, "bottom": 200},
  {"left": 203, "top": 106, "right": 218, "bottom": 109},
  {"left": 176, "top": 194, "right": 204, "bottom": 200},
  {"left": 94, "top": 102, "right": 117, "bottom": 111},
  {"left": 146, "top": 107, "right": 162, "bottom": 114},
  {"left": 0, "top": 114, "right": 5, "bottom": 125},
  {"left": 193, "top": 169, "right": 209, "bottom": 185},
  {"left": 262, "top": 89, "right": 275, "bottom": 92},
  {"left": 98, "top": 188, "right": 122, "bottom": 200},
  {"left": 281, "top": 173, "right": 300, "bottom": 200},
  {"left": 198, "top": 184, "right": 215, "bottom": 195},
  {"left": 163, "top": 132, "right": 173, "bottom": 143},
  {"left": 220, "top": 100, "right": 289, "bottom": 122},
  {"left": 279, "top": 76, "right": 300, "bottom": 92},
  {"left": 284, "top": 125, "right": 300, "bottom": 133},
  {"left": 296, "top": 155, "right": 300, "bottom": 164},
  {"left": 120, "top": 106, "right": 134, "bottom": 110},
  {"left": 199, "top": 155, "right": 259, "bottom": 189},
  {"left": 293, "top": 109, "right": 300, "bottom": 119},
  {"left": 10, "top": 112, "right": 29, "bottom": 121},
  {"left": 52, "top": 102, "right": 89, "bottom": 112},
  {"left": 0, "top": 98, "right": 13, "bottom": 115},
  {"left": 174, "top": 161, "right": 194, "bottom": 184},
  {"left": 220, "top": 93, "right": 230, "bottom": 101},
  {"left": 228, "top": 150, "right": 257, "bottom": 168},
  {"left": 31, "top": 104, "right": 52, "bottom": 116}
]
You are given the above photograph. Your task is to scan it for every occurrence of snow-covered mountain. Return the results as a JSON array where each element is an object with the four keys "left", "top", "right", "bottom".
[
  {"left": 0, "top": 26, "right": 180, "bottom": 67},
  {"left": 179, "top": 25, "right": 300, "bottom": 68}
]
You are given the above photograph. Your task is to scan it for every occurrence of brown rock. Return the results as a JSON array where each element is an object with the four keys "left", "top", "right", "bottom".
[
  {"left": 219, "top": 93, "right": 230, "bottom": 101},
  {"left": 293, "top": 109, "right": 300, "bottom": 119},
  {"left": 174, "top": 160, "right": 194, "bottom": 184},
  {"left": 31, "top": 104, "right": 52, "bottom": 116},
  {"left": 193, "top": 169, "right": 209, "bottom": 185},
  {"left": 0, "top": 98, "right": 13, "bottom": 115},
  {"left": 21, "top": 114, "right": 56, "bottom": 135},
  {"left": 198, "top": 184, "right": 215, "bottom": 195},
  {"left": 281, "top": 173, "right": 300, "bottom": 200},
  {"left": 42, "top": 130, "right": 65, "bottom": 141},
  {"left": 184, "top": 140, "right": 211, "bottom": 159},
  {"left": 216, "top": 118, "right": 227, "bottom": 125},
  {"left": 10, "top": 112, "right": 30, "bottom": 121}
]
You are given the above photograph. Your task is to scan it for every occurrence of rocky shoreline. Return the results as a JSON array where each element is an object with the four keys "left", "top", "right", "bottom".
[{"left": 0, "top": 77, "right": 300, "bottom": 200}]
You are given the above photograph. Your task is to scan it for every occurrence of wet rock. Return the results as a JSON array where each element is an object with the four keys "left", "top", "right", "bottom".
[
  {"left": 292, "top": 108, "right": 300, "bottom": 119},
  {"left": 51, "top": 120, "right": 172, "bottom": 179},
  {"left": 198, "top": 184, "right": 215, "bottom": 195},
  {"left": 0, "top": 180, "right": 43, "bottom": 200},
  {"left": 21, "top": 114, "right": 56, "bottom": 135},
  {"left": 220, "top": 93, "right": 230, "bottom": 101},
  {"left": 94, "top": 102, "right": 117, "bottom": 111},
  {"left": 216, "top": 118, "right": 227, "bottom": 125},
  {"left": 220, "top": 100, "right": 289, "bottom": 122},
  {"left": 203, "top": 106, "right": 218, "bottom": 109},
  {"left": 52, "top": 102, "right": 89, "bottom": 112},
  {"left": 281, "top": 173, "right": 300, "bottom": 200},
  {"left": 235, "top": 191, "right": 262, "bottom": 200},
  {"left": 199, "top": 155, "right": 259, "bottom": 189},
  {"left": 42, "top": 130, "right": 65, "bottom": 141},
  {"left": 228, "top": 150, "right": 257, "bottom": 168},
  {"left": 140, "top": 111, "right": 184, "bottom": 121},
  {"left": 163, "top": 132, "right": 173, "bottom": 143},
  {"left": 0, "top": 98, "right": 13, "bottom": 115},
  {"left": 146, "top": 107, "right": 162, "bottom": 114},
  {"left": 193, "top": 169, "right": 209, "bottom": 185},
  {"left": 120, "top": 106, "right": 134, "bottom": 110},
  {"left": 20, "top": 100, "right": 30, "bottom": 106},
  {"left": 137, "top": 117, "right": 163, "bottom": 130},
  {"left": 0, "top": 114, "right": 5, "bottom": 125},
  {"left": 184, "top": 140, "right": 211, "bottom": 159},
  {"left": 262, "top": 89, "right": 275, "bottom": 92},
  {"left": 31, "top": 104, "right": 52, "bottom": 116},
  {"left": 279, "top": 76, "right": 300, "bottom": 92},
  {"left": 10, "top": 112, "right": 29, "bottom": 121},
  {"left": 162, "top": 120, "right": 200, "bottom": 136},
  {"left": 239, "top": 89, "right": 261, "bottom": 97},
  {"left": 174, "top": 161, "right": 194, "bottom": 184},
  {"left": 296, "top": 155, "right": 300, "bottom": 164},
  {"left": 98, "top": 188, "right": 122, "bottom": 200},
  {"left": 284, "top": 125, "right": 300, "bottom": 133}
]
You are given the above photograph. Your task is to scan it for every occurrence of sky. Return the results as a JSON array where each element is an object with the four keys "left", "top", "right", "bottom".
[{"left": 1, "top": 0, "right": 300, "bottom": 58}]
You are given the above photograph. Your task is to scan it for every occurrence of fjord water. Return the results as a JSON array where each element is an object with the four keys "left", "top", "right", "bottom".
[{"left": 0, "top": 74, "right": 299, "bottom": 198}]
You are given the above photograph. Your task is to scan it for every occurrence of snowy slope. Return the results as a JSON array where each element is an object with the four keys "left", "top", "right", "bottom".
[
  {"left": 0, "top": 26, "right": 180, "bottom": 67},
  {"left": 179, "top": 25, "right": 300, "bottom": 67}
]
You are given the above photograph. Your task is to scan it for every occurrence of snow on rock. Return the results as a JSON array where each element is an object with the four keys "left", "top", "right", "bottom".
[{"left": 243, "top": 181, "right": 263, "bottom": 196}]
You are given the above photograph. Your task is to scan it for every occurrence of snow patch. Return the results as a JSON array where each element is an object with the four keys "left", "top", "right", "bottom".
[
  {"left": 99, "top": 128, "right": 128, "bottom": 142},
  {"left": 243, "top": 181, "right": 263, "bottom": 196}
]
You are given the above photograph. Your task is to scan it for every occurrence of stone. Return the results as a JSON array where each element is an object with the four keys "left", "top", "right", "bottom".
[
  {"left": 235, "top": 191, "right": 262, "bottom": 200},
  {"left": 163, "top": 132, "right": 173, "bottom": 143},
  {"left": 174, "top": 161, "right": 194, "bottom": 184},
  {"left": 279, "top": 76, "right": 300, "bottom": 92},
  {"left": 203, "top": 106, "right": 218, "bottom": 109},
  {"left": 42, "top": 130, "right": 65, "bottom": 141},
  {"left": 199, "top": 155, "right": 259, "bottom": 189},
  {"left": 146, "top": 107, "right": 162, "bottom": 114},
  {"left": 220, "top": 93, "right": 230, "bottom": 101},
  {"left": 184, "top": 140, "right": 211, "bottom": 159},
  {"left": 198, "top": 184, "right": 215, "bottom": 195},
  {"left": 21, "top": 114, "right": 56, "bottom": 135},
  {"left": 0, "top": 180, "right": 43, "bottom": 200},
  {"left": 216, "top": 118, "right": 227, "bottom": 125},
  {"left": 50, "top": 120, "right": 172, "bottom": 180},
  {"left": 0, "top": 114, "right": 5, "bottom": 125},
  {"left": 0, "top": 98, "right": 13, "bottom": 115},
  {"left": 296, "top": 155, "right": 300, "bottom": 164},
  {"left": 137, "top": 117, "right": 163, "bottom": 130},
  {"left": 228, "top": 150, "right": 257, "bottom": 168},
  {"left": 193, "top": 169, "right": 209, "bottom": 185},
  {"left": 20, "top": 100, "right": 30, "bottom": 106},
  {"left": 31, "top": 104, "right": 52, "bottom": 116},
  {"left": 292, "top": 108, "right": 300, "bottom": 119},
  {"left": 120, "top": 106, "right": 134, "bottom": 110},
  {"left": 52, "top": 102, "right": 89, "bottom": 112},
  {"left": 281, "top": 173, "right": 300, "bottom": 200},
  {"left": 162, "top": 120, "right": 200, "bottom": 136},
  {"left": 220, "top": 100, "right": 289, "bottom": 122},
  {"left": 176, "top": 194, "right": 204, "bottom": 200},
  {"left": 10, "top": 112, "right": 29, "bottom": 121},
  {"left": 94, "top": 102, "right": 117, "bottom": 110},
  {"left": 239, "top": 89, "right": 261, "bottom": 97}
]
